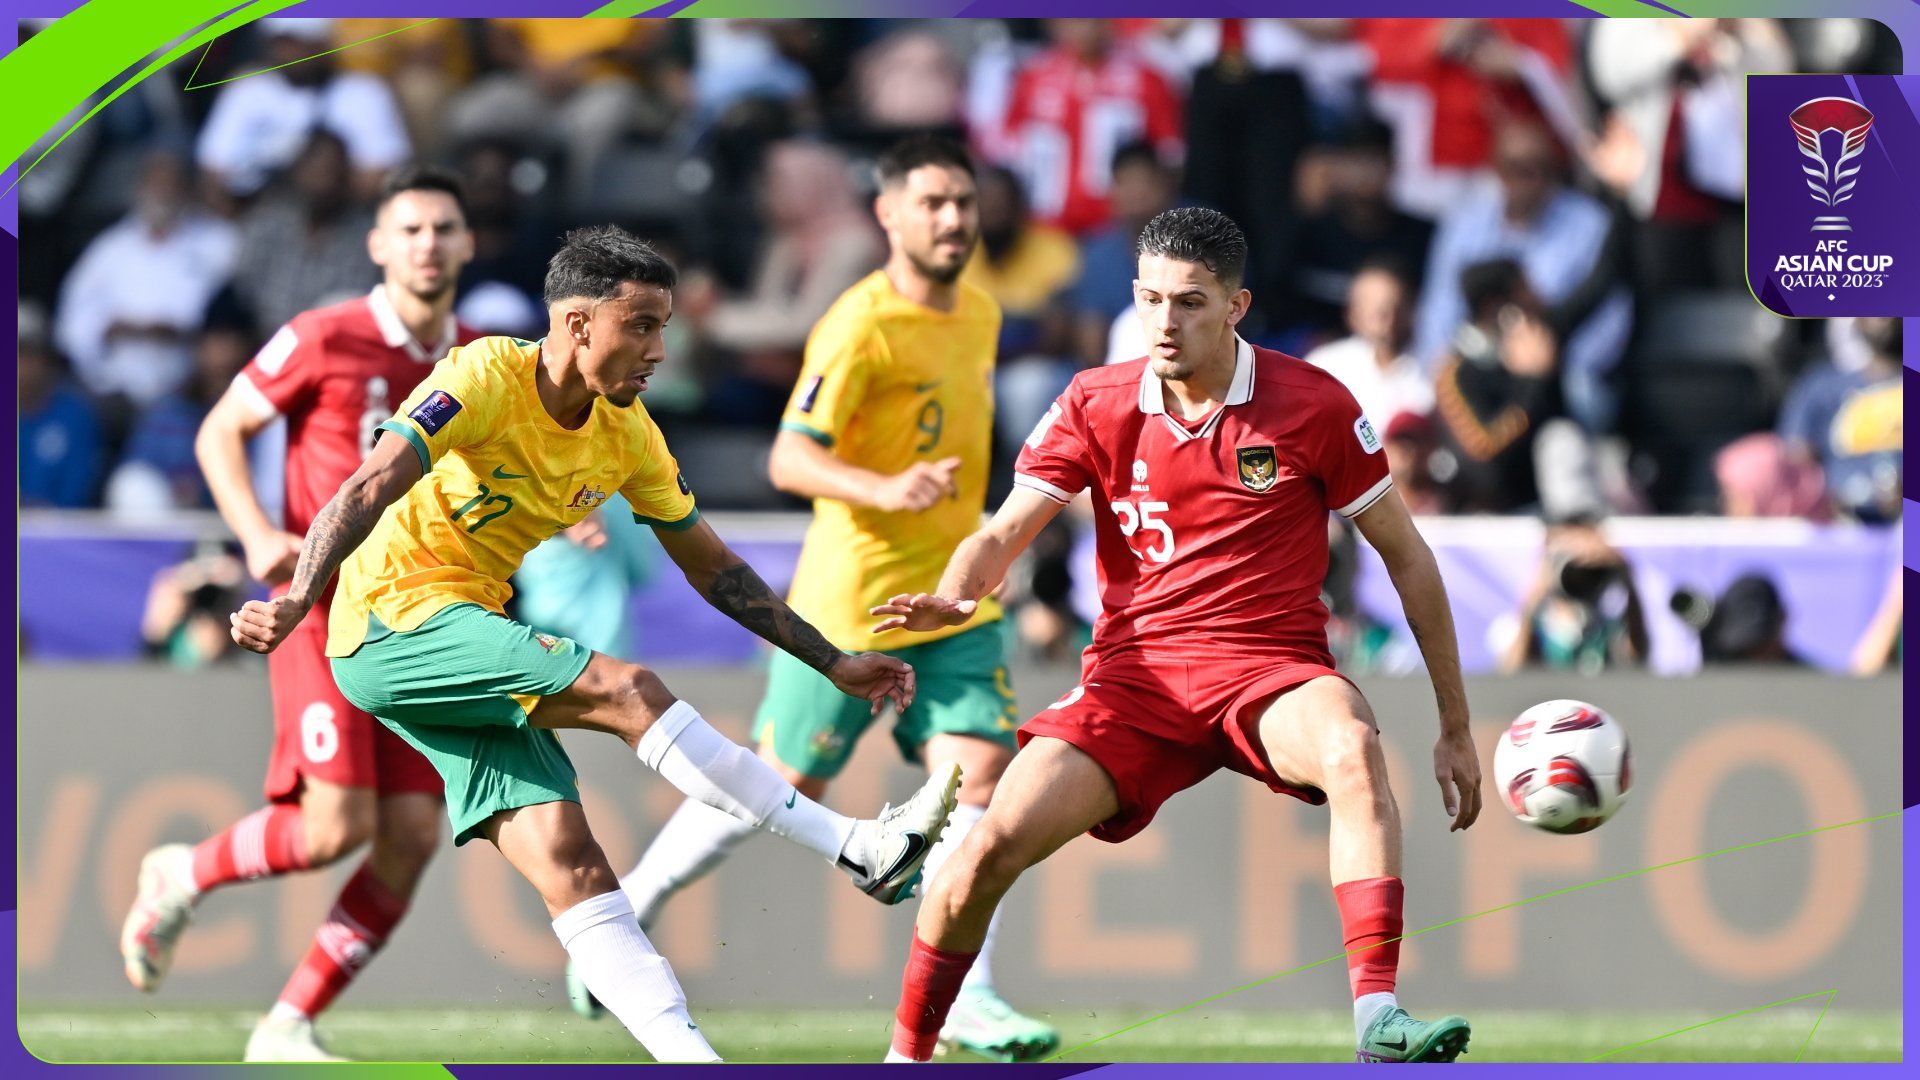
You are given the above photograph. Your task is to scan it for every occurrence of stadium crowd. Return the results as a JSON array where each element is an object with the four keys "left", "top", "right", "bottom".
[{"left": 18, "top": 17, "right": 1904, "bottom": 674}]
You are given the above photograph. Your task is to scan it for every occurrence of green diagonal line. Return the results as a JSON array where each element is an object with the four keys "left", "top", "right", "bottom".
[
  {"left": 1587, "top": 988, "right": 1836, "bottom": 1061},
  {"left": 1561, "top": 0, "right": 1681, "bottom": 15},
  {"left": 1797, "top": 989, "right": 1839, "bottom": 1062},
  {"left": 1047, "top": 811, "right": 1899, "bottom": 1061},
  {"left": 585, "top": 0, "right": 657, "bottom": 15},
  {"left": 6, "top": 0, "right": 299, "bottom": 191},
  {"left": 183, "top": 18, "right": 441, "bottom": 90}
]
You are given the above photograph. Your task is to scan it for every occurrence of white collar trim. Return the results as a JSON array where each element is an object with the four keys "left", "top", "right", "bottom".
[
  {"left": 367, "top": 285, "right": 457, "bottom": 362},
  {"left": 1138, "top": 335, "right": 1256, "bottom": 441}
]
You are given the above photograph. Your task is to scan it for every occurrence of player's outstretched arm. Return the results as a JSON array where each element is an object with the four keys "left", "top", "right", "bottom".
[
  {"left": 653, "top": 517, "right": 914, "bottom": 715},
  {"left": 229, "top": 433, "right": 423, "bottom": 654},
  {"left": 1351, "top": 488, "right": 1482, "bottom": 832},
  {"left": 197, "top": 384, "right": 303, "bottom": 585},
  {"left": 870, "top": 486, "right": 1065, "bottom": 634},
  {"left": 768, "top": 428, "right": 962, "bottom": 513}
]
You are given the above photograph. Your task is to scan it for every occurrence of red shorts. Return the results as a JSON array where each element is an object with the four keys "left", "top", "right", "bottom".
[
  {"left": 1018, "top": 652, "right": 1346, "bottom": 843},
  {"left": 263, "top": 610, "right": 442, "bottom": 804}
]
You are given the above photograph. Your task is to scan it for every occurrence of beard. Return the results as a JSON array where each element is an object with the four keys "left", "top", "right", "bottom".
[{"left": 907, "top": 247, "right": 967, "bottom": 285}]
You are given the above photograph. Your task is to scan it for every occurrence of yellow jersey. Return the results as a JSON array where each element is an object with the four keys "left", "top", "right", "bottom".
[
  {"left": 328, "top": 336, "right": 697, "bottom": 656},
  {"left": 778, "top": 271, "right": 1002, "bottom": 652}
]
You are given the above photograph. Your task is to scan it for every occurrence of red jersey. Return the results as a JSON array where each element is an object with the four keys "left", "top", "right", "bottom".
[
  {"left": 234, "top": 286, "right": 480, "bottom": 541},
  {"left": 1014, "top": 340, "right": 1391, "bottom": 663},
  {"left": 997, "top": 45, "right": 1183, "bottom": 235},
  {"left": 1357, "top": 19, "right": 1571, "bottom": 170}
]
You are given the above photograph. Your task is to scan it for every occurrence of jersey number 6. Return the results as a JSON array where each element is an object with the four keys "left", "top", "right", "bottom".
[{"left": 1112, "top": 499, "right": 1174, "bottom": 563}]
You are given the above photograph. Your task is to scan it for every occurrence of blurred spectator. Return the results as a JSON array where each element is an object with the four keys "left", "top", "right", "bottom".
[
  {"left": 851, "top": 28, "right": 964, "bottom": 132},
  {"left": 454, "top": 138, "right": 553, "bottom": 302},
  {"left": 964, "top": 165, "right": 1081, "bottom": 351},
  {"left": 1290, "top": 116, "right": 1433, "bottom": 334},
  {"left": 457, "top": 281, "right": 545, "bottom": 339},
  {"left": 1695, "top": 573, "right": 1805, "bottom": 666},
  {"left": 1778, "top": 317, "right": 1902, "bottom": 523},
  {"left": 1414, "top": 123, "right": 1631, "bottom": 433},
  {"left": 195, "top": 19, "right": 411, "bottom": 203},
  {"left": 330, "top": 19, "right": 474, "bottom": 157},
  {"left": 1324, "top": 516, "right": 1417, "bottom": 675},
  {"left": 687, "top": 140, "right": 881, "bottom": 422},
  {"left": 1068, "top": 141, "right": 1177, "bottom": 362},
  {"left": 447, "top": 20, "right": 682, "bottom": 200},
  {"left": 1383, "top": 412, "right": 1443, "bottom": 516},
  {"left": 1850, "top": 563, "right": 1902, "bottom": 676},
  {"left": 230, "top": 131, "right": 379, "bottom": 337},
  {"left": 139, "top": 541, "right": 249, "bottom": 669},
  {"left": 1500, "top": 515, "right": 1647, "bottom": 675},
  {"left": 1358, "top": 18, "right": 1575, "bottom": 219},
  {"left": 990, "top": 18, "right": 1183, "bottom": 235},
  {"left": 1430, "top": 258, "right": 1559, "bottom": 513},
  {"left": 109, "top": 323, "right": 256, "bottom": 510},
  {"left": 1588, "top": 20, "right": 1789, "bottom": 292},
  {"left": 1714, "top": 432, "right": 1830, "bottom": 520},
  {"left": 54, "top": 150, "right": 239, "bottom": 408},
  {"left": 1304, "top": 259, "right": 1430, "bottom": 427},
  {"left": 19, "top": 304, "right": 105, "bottom": 509},
  {"left": 692, "top": 20, "right": 813, "bottom": 129}
]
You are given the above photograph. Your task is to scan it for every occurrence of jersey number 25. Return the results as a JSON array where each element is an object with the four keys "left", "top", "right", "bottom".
[{"left": 1112, "top": 499, "right": 1174, "bottom": 563}]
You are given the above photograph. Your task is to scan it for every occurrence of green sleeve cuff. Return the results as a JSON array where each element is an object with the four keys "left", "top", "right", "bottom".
[
  {"left": 635, "top": 506, "right": 701, "bottom": 532},
  {"left": 377, "top": 419, "right": 431, "bottom": 474},
  {"left": 778, "top": 421, "right": 834, "bottom": 448}
]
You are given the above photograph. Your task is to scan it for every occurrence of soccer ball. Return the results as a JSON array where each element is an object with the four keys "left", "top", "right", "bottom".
[{"left": 1492, "top": 699, "right": 1630, "bottom": 834}]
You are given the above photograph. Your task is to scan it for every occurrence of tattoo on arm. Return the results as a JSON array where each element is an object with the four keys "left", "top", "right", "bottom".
[
  {"left": 287, "top": 483, "right": 385, "bottom": 606},
  {"left": 702, "top": 561, "right": 844, "bottom": 674}
]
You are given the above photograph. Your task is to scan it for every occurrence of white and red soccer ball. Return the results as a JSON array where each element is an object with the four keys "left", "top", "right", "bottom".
[{"left": 1492, "top": 700, "right": 1631, "bottom": 835}]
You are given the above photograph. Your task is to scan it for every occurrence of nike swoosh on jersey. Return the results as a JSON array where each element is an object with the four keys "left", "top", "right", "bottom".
[{"left": 492, "top": 465, "right": 529, "bottom": 480}]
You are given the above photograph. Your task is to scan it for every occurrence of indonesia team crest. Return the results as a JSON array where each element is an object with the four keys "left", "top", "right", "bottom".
[
  {"left": 1789, "top": 97, "right": 1874, "bottom": 232},
  {"left": 1236, "top": 445, "right": 1278, "bottom": 493}
]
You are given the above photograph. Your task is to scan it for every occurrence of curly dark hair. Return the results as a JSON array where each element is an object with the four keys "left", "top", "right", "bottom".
[
  {"left": 1136, "top": 207, "right": 1248, "bottom": 291},
  {"left": 542, "top": 225, "right": 677, "bottom": 306}
]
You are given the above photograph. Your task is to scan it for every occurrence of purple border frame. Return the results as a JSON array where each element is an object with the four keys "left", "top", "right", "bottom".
[{"left": 2, "top": 2, "right": 1911, "bottom": 1074}]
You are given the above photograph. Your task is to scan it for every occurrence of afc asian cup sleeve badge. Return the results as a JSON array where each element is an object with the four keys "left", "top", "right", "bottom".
[
  {"left": 532, "top": 631, "right": 565, "bottom": 653},
  {"left": 1236, "top": 445, "right": 1279, "bottom": 493},
  {"left": 408, "top": 389, "right": 463, "bottom": 435}
]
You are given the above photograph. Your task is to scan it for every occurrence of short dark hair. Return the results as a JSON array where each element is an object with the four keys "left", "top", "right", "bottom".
[
  {"left": 543, "top": 225, "right": 678, "bottom": 306},
  {"left": 1109, "top": 139, "right": 1164, "bottom": 179},
  {"left": 1459, "top": 257, "right": 1527, "bottom": 322},
  {"left": 1136, "top": 207, "right": 1248, "bottom": 291},
  {"left": 875, "top": 133, "right": 975, "bottom": 189},
  {"left": 378, "top": 165, "right": 468, "bottom": 219}
]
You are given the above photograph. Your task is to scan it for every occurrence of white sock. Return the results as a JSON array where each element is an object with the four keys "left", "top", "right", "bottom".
[
  {"left": 267, "top": 1001, "right": 308, "bottom": 1024},
  {"left": 551, "top": 890, "right": 721, "bottom": 1063},
  {"left": 637, "top": 700, "right": 855, "bottom": 862},
  {"left": 622, "top": 797, "right": 756, "bottom": 929},
  {"left": 883, "top": 1048, "right": 917, "bottom": 1063},
  {"left": 921, "top": 801, "right": 1000, "bottom": 993},
  {"left": 1355, "top": 991, "right": 1399, "bottom": 1042}
]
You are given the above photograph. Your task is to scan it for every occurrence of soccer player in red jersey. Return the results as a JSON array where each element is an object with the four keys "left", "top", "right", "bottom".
[
  {"left": 120, "top": 167, "right": 481, "bottom": 1061},
  {"left": 875, "top": 208, "right": 1483, "bottom": 1063}
]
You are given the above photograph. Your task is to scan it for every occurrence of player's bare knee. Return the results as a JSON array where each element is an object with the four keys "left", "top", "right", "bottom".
[
  {"left": 305, "top": 807, "right": 376, "bottom": 866},
  {"left": 375, "top": 813, "right": 440, "bottom": 871},
  {"left": 616, "top": 665, "right": 677, "bottom": 732},
  {"left": 949, "top": 828, "right": 1030, "bottom": 906},
  {"left": 1320, "top": 723, "right": 1390, "bottom": 811}
]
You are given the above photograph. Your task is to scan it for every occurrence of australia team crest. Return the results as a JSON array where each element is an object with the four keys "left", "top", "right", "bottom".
[{"left": 1237, "top": 445, "right": 1278, "bottom": 493}]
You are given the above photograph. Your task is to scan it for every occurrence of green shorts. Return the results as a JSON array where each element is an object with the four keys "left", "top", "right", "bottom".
[
  {"left": 753, "top": 619, "right": 1019, "bottom": 779},
  {"left": 331, "top": 603, "right": 594, "bottom": 846}
]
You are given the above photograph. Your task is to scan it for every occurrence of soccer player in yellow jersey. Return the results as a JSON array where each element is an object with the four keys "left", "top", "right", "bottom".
[
  {"left": 612, "top": 136, "right": 1059, "bottom": 1061},
  {"left": 229, "top": 226, "right": 961, "bottom": 1062}
]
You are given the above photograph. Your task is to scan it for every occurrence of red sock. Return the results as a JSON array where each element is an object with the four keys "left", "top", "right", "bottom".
[
  {"left": 890, "top": 932, "right": 979, "bottom": 1061},
  {"left": 1334, "top": 876, "right": 1405, "bottom": 998},
  {"left": 191, "top": 805, "right": 310, "bottom": 892},
  {"left": 276, "top": 862, "right": 411, "bottom": 1018}
]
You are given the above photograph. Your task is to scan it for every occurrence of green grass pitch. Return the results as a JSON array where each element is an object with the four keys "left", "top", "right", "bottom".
[{"left": 18, "top": 1005, "right": 1900, "bottom": 1063}]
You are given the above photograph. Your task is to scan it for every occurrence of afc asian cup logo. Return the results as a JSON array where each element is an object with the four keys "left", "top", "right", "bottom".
[{"left": 1789, "top": 97, "right": 1874, "bottom": 232}]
